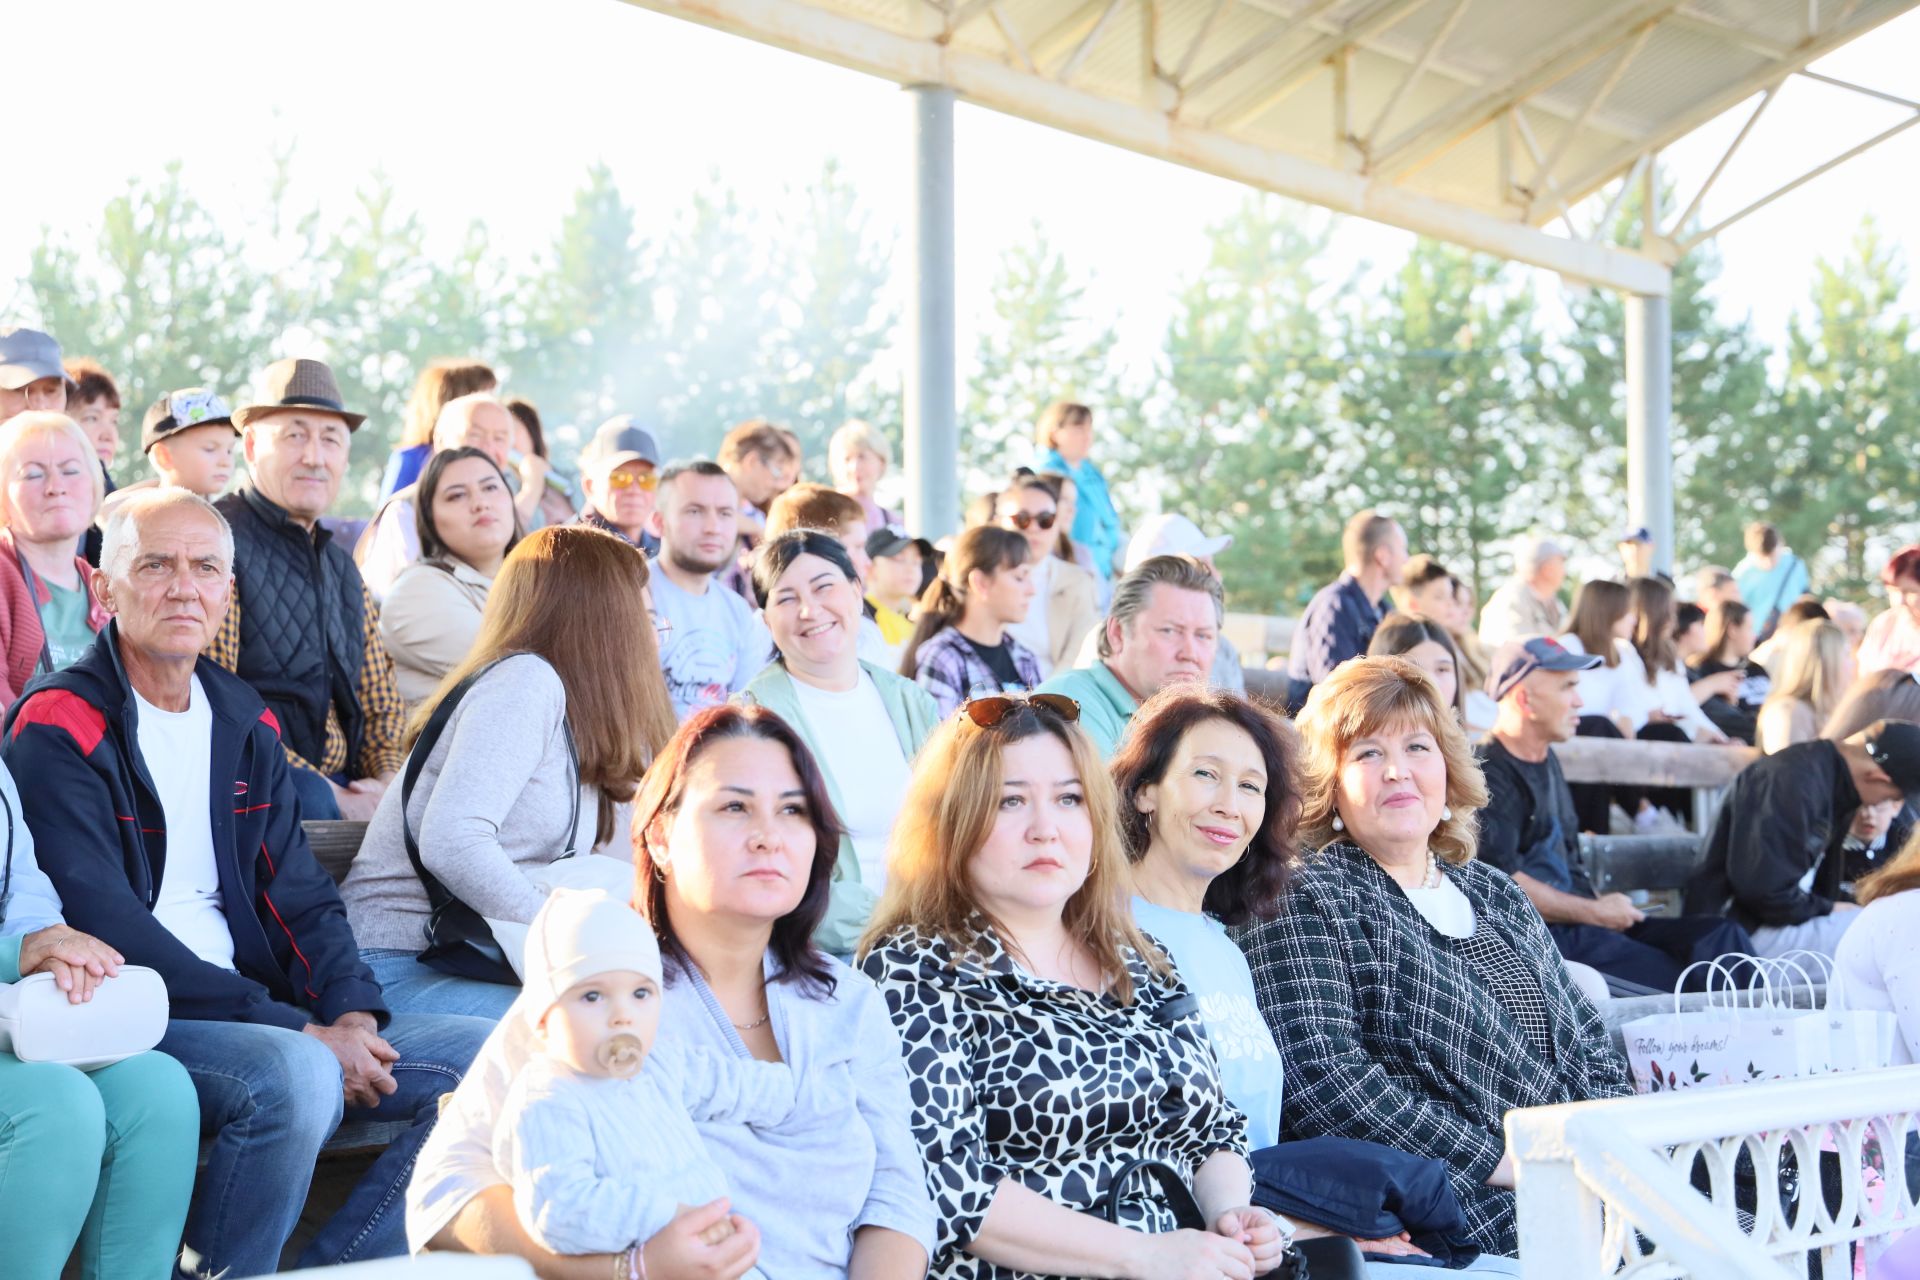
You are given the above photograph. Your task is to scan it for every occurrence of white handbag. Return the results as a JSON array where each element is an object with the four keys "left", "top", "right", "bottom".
[{"left": 0, "top": 965, "right": 168, "bottom": 1070}]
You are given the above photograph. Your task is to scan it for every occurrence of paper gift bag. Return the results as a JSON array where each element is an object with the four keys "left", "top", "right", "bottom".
[{"left": 1622, "top": 956, "right": 1833, "bottom": 1093}]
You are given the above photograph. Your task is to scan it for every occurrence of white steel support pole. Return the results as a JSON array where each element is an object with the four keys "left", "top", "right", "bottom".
[
  {"left": 905, "top": 85, "right": 959, "bottom": 538},
  {"left": 1625, "top": 290, "right": 1674, "bottom": 574}
]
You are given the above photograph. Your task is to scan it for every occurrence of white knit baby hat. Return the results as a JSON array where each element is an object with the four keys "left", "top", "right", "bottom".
[{"left": 520, "top": 889, "right": 664, "bottom": 1027}]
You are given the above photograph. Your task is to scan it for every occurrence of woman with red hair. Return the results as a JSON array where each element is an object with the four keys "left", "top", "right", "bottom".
[{"left": 1858, "top": 545, "right": 1920, "bottom": 675}]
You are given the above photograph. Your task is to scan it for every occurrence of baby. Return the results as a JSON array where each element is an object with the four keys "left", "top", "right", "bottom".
[{"left": 494, "top": 890, "right": 793, "bottom": 1270}]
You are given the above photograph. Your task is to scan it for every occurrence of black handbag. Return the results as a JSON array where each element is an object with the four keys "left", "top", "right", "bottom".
[
  {"left": 1103, "top": 1157, "right": 1350, "bottom": 1280},
  {"left": 401, "top": 662, "right": 581, "bottom": 986}
]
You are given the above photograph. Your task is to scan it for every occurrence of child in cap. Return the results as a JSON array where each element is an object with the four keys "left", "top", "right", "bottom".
[{"left": 493, "top": 890, "right": 793, "bottom": 1268}]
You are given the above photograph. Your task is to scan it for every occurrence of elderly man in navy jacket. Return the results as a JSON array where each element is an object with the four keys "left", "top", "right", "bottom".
[{"left": 2, "top": 487, "right": 491, "bottom": 1279}]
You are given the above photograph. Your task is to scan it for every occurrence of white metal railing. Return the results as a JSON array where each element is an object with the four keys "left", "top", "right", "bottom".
[{"left": 1508, "top": 1065, "right": 1920, "bottom": 1279}]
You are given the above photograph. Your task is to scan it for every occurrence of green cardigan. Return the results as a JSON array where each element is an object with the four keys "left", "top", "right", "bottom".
[
  {"left": 1033, "top": 660, "right": 1140, "bottom": 759},
  {"left": 737, "top": 660, "right": 942, "bottom": 954}
]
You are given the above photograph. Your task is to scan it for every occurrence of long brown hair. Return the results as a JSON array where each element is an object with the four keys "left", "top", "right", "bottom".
[
  {"left": 1698, "top": 600, "right": 1753, "bottom": 670},
  {"left": 1629, "top": 576, "right": 1677, "bottom": 684},
  {"left": 1294, "top": 656, "right": 1488, "bottom": 866},
  {"left": 1034, "top": 470, "right": 1082, "bottom": 563},
  {"left": 409, "top": 526, "right": 677, "bottom": 844},
  {"left": 899, "top": 526, "right": 1028, "bottom": 679},
  {"left": 1110, "top": 688, "right": 1301, "bottom": 926},
  {"left": 1367, "top": 612, "right": 1467, "bottom": 719},
  {"left": 857, "top": 701, "right": 1165, "bottom": 1003},
  {"left": 630, "top": 704, "right": 839, "bottom": 993},
  {"left": 1565, "top": 579, "right": 1631, "bottom": 668},
  {"left": 1857, "top": 825, "right": 1920, "bottom": 906},
  {"left": 399, "top": 358, "right": 497, "bottom": 449}
]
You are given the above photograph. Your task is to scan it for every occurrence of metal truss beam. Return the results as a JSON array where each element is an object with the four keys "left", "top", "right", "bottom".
[{"left": 616, "top": 0, "right": 1671, "bottom": 293}]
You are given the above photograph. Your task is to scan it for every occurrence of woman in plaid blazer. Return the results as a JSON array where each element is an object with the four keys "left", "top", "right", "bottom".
[{"left": 1236, "top": 657, "right": 1631, "bottom": 1257}]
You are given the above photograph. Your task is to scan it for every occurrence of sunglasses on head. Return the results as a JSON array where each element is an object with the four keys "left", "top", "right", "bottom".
[
  {"left": 605, "top": 469, "right": 658, "bottom": 491},
  {"left": 963, "top": 692, "right": 1081, "bottom": 728},
  {"left": 1007, "top": 510, "right": 1057, "bottom": 531}
]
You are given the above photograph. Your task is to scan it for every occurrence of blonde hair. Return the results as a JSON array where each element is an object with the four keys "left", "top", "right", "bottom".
[
  {"left": 0, "top": 412, "right": 106, "bottom": 529},
  {"left": 1857, "top": 825, "right": 1920, "bottom": 907},
  {"left": 1293, "top": 656, "right": 1488, "bottom": 865},
  {"left": 1767, "top": 618, "right": 1851, "bottom": 728},
  {"left": 857, "top": 703, "right": 1165, "bottom": 1003},
  {"left": 829, "top": 419, "right": 891, "bottom": 469}
]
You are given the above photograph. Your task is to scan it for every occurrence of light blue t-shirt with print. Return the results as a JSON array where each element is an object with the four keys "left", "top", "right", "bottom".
[
  {"left": 1133, "top": 896, "right": 1286, "bottom": 1148},
  {"left": 648, "top": 558, "right": 774, "bottom": 722},
  {"left": 39, "top": 579, "right": 96, "bottom": 672}
]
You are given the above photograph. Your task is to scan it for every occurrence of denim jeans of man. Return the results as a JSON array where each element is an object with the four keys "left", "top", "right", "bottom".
[{"left": 159, "top": 1011, "right": 492, "bottom": 1279}]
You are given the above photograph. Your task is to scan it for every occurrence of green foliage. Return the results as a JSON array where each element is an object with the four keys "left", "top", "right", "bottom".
[
  {"left": 967, "top": 228, "right": 1138, "bottom": 473},
  {"left": 1340, "top": 238, "right": 1543, "bottom": 595},
  {"left": 1777, "top": 219, "right": 1920, "bottom": 590},
  {"left": 20, "top": 154, "right": 1920, "bottom": 598},
  {"left": 1110, "top": 198, "right": 1348, "bottom": 611}
]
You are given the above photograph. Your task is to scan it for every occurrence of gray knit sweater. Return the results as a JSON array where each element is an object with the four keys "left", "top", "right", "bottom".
[{"left": 341, "top": 653, "right": 600, "bottom": 952}]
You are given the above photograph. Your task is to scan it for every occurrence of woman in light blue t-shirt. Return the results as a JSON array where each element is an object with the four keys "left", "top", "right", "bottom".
[{"left": 1115, "top": 686, "right": 1523, "bottom": 1277}]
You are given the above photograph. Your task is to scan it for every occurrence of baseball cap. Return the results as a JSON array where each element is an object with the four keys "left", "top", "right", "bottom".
[
  {"left": 866, "top": 527, "right": 916, "bottom": 560},
  {"left": 141, "top": 387, "right": 238, "bottom": 453},
  {"left": 1487, "top": 636, "right": 1602, "bottom": 702},
  {"left": 1125, "top": 513, "right": 1232, "bottom": 572},
  {"left": 0, "top": 327, "right": 65, "bottom": 391},
  {"left": 1619, "top": 526, "right": 1653, "bottom": 545},
  {"left": 583, "top": 415, "right": 661, "bottom": 473},
  {"left": 1863, "top": 721, "right": 1920, "bottom": 807}
]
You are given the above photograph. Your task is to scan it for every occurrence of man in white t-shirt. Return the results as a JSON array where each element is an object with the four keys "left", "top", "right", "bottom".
[
  {"left": 2, "top": 487, "right": 491, "bottom": 1277},
  {"left": 647, "top": 461, "right": 772, "bottom": 720}
]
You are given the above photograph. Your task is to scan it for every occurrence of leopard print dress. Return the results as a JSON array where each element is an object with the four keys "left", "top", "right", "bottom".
[{"left": 861, "top": 922, "right": 1249, "bottom": 1279}]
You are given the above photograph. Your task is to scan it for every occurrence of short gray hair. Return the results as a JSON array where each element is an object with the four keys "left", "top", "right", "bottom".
[
  {"left": 431, "top": 392, "right": 507, "bottom": 450},
  {"left": 99, "top": 487, "right": 234, "bottom": 581},
  {"left": 1098, "top": 554, "right": 1223, "bottom": 660}
]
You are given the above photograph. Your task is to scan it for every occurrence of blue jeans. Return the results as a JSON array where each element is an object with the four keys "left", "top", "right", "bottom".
[
  {"left": 287, "top": 765, "right": 342, "bottom": 821},
  {"left": 1369, "top": 1257, "right": 1524, "bottom": 1276},
  {"left": 360, "top": 948, "right": 520, "bottom": 1021},
  {"left": 159, "top": 1012, "right": 491, "bottom": 1278}
]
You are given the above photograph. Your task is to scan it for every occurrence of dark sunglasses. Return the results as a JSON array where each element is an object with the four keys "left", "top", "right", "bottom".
[
  {"left": 963, "top": 692, "right": 1081, "bottom": 728},
  {"left": 1007, "top": 510, "right": 1057, "bottom": 531}
]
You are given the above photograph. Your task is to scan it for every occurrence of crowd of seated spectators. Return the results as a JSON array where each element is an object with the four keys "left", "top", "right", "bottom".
[{"left": 8, "top": 322, "right": 1920, "bottom": 1280}]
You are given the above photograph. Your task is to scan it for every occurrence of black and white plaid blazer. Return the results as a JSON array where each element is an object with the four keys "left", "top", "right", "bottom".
[{"left": 1234, "top": 842, "right": 1632, "bottom": 1255}]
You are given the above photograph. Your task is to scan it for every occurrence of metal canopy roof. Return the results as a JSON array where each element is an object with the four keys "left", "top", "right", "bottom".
[{"left": 621, "top": 0, "right": 1920, "bottom": 293}]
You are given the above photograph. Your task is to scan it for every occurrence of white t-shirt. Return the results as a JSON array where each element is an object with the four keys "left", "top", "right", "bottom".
[
  {"left": 648, "top": 559, "right": 773, "bottom": 722},
  {"left": 1835, "top": 889, "right": 1920, "bottom": 1067},
  {"left": 789, "top": 672, "right": 913, "bottom": 892},
  {"left": 134, "top": 675, "right": 236, "bottom": 969},
  {"left": 1404, "top": 875, "right": 1476, "bottom": 938},
  {"left": 1004, "top": 555, "right": 1055, "bottom": 679}
]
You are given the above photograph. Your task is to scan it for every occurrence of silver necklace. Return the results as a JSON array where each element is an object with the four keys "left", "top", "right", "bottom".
[{"left": 732, "top": 1010, "right": 770, "bottom": 1032}]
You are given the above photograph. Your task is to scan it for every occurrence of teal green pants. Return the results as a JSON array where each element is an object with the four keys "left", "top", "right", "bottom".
[{"left": 0, "top": 1049, "right": 199, "bottom": 1280}]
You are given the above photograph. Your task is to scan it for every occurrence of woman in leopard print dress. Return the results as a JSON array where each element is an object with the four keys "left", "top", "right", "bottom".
[{"left": 859, "top": 693, "right": 1287, "bottom": 1280}]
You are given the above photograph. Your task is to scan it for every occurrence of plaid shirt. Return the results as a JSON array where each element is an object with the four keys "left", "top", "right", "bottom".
[
  {"left": 1233, "top": 843, "right": 1632, "bottom": 1255},
  {"left": 209, "top": 583, "right": 406, "bottom": 780},
  {"left": 909, "top": 627, "right": 1045, "bottom": 719}
]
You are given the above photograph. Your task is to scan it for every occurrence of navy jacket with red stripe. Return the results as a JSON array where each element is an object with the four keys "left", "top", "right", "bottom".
[{"left": 1, "top": 622, "right": 388, "bottom": 1030}]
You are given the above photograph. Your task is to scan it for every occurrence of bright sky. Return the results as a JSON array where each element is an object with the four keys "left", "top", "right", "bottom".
[{"left": 5, "top": 0, "right": 1918, "bottom": 373}]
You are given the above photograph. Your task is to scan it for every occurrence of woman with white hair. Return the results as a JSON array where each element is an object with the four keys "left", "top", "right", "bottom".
[
  {"left": 828, "top": 419, "right": 900, "bottom": 532},
  {"left": 0, "top": 411, "right": 109, "bottom": 705}
]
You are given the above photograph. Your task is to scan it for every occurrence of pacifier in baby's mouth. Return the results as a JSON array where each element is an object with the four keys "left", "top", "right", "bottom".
[{"left": 597, "top": 1034, "right": 646, "bottom": 1077}]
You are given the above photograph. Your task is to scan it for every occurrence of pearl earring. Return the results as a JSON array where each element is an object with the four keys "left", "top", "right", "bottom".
[
  {"left": 1442, "top": 806, "right": 1453, "bottom": 821},
  {"left": 1331, "top": 813, "right": 1345, "bottom": 832}
]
